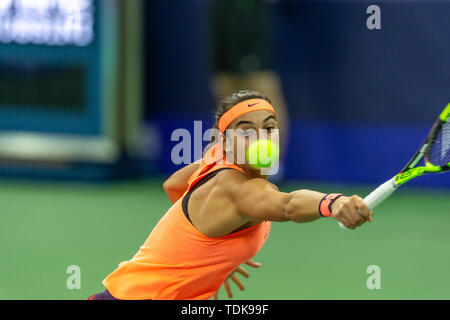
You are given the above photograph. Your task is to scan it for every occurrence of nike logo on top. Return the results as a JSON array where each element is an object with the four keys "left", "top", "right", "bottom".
[{"left": 248, "top": 103, "right": 259, "bottom": 107}]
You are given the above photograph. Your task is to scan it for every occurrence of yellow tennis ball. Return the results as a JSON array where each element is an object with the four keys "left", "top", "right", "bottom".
[{"left": 246, "top": 139, "right": 280, "bottom": 169}]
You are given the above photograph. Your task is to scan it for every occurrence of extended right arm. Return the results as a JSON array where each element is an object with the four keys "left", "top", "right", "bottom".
[{"left": 223, "top": 171, "right": 372, "bottom": 229}]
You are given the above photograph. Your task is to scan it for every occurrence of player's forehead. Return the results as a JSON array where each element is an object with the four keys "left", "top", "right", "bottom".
[{"left": 228, "top": 110, "right": 277, "bottom": 128}]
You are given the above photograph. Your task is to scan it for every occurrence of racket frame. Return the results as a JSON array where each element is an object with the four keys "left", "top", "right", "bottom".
[
  {"left": 395, "top": 105, "right": 450, "bottom": 185},
  {"left": 338, "top": 103, "right": 450, "bottom": 230}
]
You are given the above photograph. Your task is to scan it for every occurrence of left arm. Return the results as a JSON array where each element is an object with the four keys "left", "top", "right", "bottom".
[{"left": 163, "top": 160, "right": 201, "bottom": 203}]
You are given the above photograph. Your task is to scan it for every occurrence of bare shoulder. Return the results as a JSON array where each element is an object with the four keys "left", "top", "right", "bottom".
[
  {"left": 215, "top": 169, "right": 279, "bottom": 195},
  {"left": 214, "top": 169, "right": 248, "bottom": 184}
]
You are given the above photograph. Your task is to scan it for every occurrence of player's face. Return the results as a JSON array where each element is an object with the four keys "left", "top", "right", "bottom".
[{"left": 223, "top": 110, "right": 279, "bottom": 168}]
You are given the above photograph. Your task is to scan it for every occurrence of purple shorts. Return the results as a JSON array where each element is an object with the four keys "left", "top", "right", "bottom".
[{"left": 87, "top": 289, "right": 120, "bottom": 300}]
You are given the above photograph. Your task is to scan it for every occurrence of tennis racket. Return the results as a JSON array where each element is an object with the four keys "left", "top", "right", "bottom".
[{"left": 339, "top": 103, "right": 450, "bottom": 230}]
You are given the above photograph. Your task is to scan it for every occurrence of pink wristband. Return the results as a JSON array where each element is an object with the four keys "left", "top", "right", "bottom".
[{"left": 319, "top": 193, "right": 343, "bottom": 217}]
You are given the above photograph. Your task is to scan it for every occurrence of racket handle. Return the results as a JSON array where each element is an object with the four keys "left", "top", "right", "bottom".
[{"left": 338, "top": 177, "right": 399, "bottom": 230}]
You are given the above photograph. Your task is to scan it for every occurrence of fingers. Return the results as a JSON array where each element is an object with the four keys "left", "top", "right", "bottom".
[
  {"left": 337, "top": 213, "right": 354, "bottom": 229},
  {"left": 352, "top": 195, "right": 372, "bottom": 221},
  {"left": 358, "top": 208, "right": 374, "bottom": 223},
  {"left": 333, "top": 195, "right": 373, "bottom": 229},
  {"left": 230, "top": 274, "right": 245, "bottom": 291},
  {"left": 338, "top": 197, "right": 365, "bottom": 228},
  {"left": 244, "top": 260, "right": 262, "bottom": 268},
  {"left": 352, "top": 195, "right": 374, "bottom": 223},
  {"left": 235, "top": 266, "right": 250, "bottom": 278},
  {"left": 221, "top": 263, "right": 259, "bottom": 299},
  {"left": 224, "top": 279, "right": 232, "bottom": 298}
]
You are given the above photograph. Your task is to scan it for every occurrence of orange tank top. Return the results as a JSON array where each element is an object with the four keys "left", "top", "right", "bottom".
[{"left": 102, "top": 144, "right": 271, "bottom": 300}]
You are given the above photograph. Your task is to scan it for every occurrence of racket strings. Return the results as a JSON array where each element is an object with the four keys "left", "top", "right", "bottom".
[{"left": 429, "top": 120, "right": 450, "bottom": 166}]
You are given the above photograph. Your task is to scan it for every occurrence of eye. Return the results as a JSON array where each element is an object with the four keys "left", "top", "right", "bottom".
[{"left": 236, "top": 128, "right": 256, "bottom": 137}]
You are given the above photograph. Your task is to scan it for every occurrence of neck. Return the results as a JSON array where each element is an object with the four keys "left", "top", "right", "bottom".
[{"left": 240, "top": 164, "right": 269, "bottom": 180}]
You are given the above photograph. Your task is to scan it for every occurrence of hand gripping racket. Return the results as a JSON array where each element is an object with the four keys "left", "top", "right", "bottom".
[{"left": 339, "top": 103, "right": 450, "bottom": 229}]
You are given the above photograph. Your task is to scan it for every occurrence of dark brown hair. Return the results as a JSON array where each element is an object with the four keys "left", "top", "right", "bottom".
[{"left": 209, "top": 89, "right": 272, "bottom": 143}]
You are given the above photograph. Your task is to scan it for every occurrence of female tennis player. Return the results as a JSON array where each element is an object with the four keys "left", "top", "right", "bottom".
[{"left": 88, "top": 90, "right": 373, "bottom": 300}]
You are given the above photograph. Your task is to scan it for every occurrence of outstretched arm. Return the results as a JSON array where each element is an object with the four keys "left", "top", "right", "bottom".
[
  {"left": 163, "top": 160, "right": 201, "bottom": 203},
  {"left": 223, "top": 170, "right": 373, "bottom": 229}
]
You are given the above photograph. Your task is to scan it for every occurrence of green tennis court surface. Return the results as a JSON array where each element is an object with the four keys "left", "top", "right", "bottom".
[{"left": 1, "top": 179, "right": 449, "bottom": 300}]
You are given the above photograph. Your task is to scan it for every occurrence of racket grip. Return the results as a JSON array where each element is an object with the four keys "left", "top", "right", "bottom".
[{"left": 338, "top": 177, "right": 399, "bottom": 230}]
